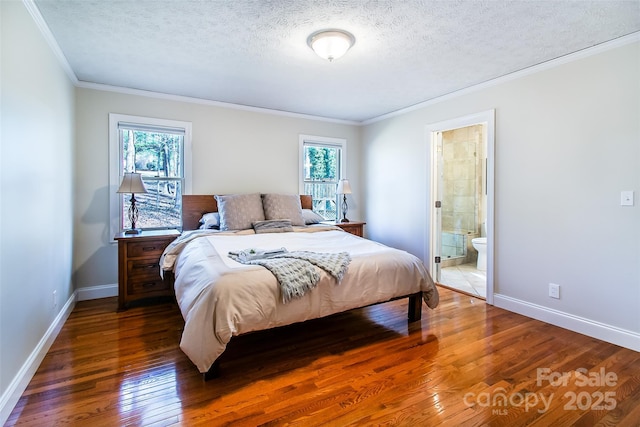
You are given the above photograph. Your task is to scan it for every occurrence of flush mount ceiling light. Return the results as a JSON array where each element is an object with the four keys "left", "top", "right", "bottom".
[{"left": 307, "top": 29, "right": 355, "bottom": 62}]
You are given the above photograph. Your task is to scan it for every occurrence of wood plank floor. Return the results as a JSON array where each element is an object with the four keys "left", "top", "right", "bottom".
[{"left": 6, "top": 287, "right": 640, "bottom": 426}]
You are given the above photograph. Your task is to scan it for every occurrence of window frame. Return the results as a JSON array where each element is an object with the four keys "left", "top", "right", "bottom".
[
  {"left": 298, "top": 134, "right": 347, "bottom": 221},
  {"left": 109, "top": 113, "right": 192, "bottom": 238}
]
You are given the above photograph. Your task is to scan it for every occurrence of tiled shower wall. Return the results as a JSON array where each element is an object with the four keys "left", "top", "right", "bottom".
[{"left": 441, "top": 124, "right": 485, "bottom": 266}]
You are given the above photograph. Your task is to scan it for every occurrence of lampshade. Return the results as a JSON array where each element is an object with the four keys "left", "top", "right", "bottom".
[
  {"left": 307, "top": 29, "right": 355, "bottom": 62},
  {"left": 336, "top": 179, "right": 352, "bottom": 194},
  {"left": 117, "top": 172, "right": 148, "bottom": 194}
]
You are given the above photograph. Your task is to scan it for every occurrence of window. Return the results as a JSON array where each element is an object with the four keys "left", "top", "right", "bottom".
[
  {"left": 109, "top": 114, "right": 192, "bottom": 236},
  {"left": 299, "top": 135, "right": 346, "bottom": 221}
]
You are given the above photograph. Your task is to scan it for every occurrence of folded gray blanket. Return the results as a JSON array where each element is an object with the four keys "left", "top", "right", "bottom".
[{"left": 228, "top": 249, "right": 351, "bottom": 303}]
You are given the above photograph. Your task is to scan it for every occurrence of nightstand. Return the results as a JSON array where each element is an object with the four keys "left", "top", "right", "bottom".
[
  {"left": 322, "top": 221, "right": 366, "bottom": 237},
  {"left": 114, "top": 229, "right": 180, "bottom": 310}
]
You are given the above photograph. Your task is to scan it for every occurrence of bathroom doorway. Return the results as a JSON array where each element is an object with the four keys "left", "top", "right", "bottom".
[{"left": 427, "top": 111, "right": 495, "bottom": 303}]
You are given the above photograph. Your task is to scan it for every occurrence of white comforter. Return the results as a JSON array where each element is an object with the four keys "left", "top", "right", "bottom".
[{"left": 164, "top": 227, "right": 439, "bottom": 373}]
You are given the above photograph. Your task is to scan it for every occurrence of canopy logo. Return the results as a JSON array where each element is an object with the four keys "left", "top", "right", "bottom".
[
  {"left": 463, "top": 367, "right": 618, "bottom": 415},
  {"left": 463, "top": 388, "right": 553, "bottom": 415}
]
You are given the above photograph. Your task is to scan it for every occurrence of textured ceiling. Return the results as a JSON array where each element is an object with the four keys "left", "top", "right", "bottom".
[{"left": 34, "top": 0, "right": 640, "bottom": 122}]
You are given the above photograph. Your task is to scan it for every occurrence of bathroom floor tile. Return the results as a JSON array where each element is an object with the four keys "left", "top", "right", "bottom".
[{"left": 440, "top": 263, "right": 487, "bottom": 298}]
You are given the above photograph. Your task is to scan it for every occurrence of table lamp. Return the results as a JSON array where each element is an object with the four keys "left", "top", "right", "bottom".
[
  {"left": 336, "top": 179, "right": 352, "bottom": 223},
  {"left": 117, "top": 172, "right": 148, "bottom": 234}
]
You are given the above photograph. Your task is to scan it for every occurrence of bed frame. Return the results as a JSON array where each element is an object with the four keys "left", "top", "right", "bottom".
[{"left": 180, "top": 194, "right": 422, "bottom": 379}]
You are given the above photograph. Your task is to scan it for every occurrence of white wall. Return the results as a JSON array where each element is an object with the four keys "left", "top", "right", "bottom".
[
  {"left": 363, "top": 40, "right": 640, "bottom": 349},
  {"left": 74, "top": 88, "right": 362, "bottom": 290},
  {"left": 0, "top": 0, "right": 75, "bottom": 421}
]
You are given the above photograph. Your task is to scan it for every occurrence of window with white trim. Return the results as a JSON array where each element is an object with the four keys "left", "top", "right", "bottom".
[
  {"left": 109, "top": 114, "right": 192, "bottom": 236},
  {"left": 299, "top": 135, "right": 346, "bottom": 221}
]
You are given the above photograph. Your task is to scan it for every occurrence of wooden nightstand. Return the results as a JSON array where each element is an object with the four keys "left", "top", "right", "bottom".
[
  {"left": 114, "top": 229, "right": 180, "bottom": 310},
  {"left": 322, "top": 221, "right": 366, "bottom": 237}
]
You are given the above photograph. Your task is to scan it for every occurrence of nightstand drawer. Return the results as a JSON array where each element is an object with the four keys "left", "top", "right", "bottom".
[
  {"left": 115, "top": 229, "right": 180, "bottom": 310},
  {"left": 338, "top": 223, "right": 363, "bottom": 237},
  {"left": 127, "top": 277, "right": 170, "bottom": 296},
  {"left": 128, "top": 240, "right": 167, "bottom": 258},
  {"left": 127, "top": 259, "right": 161, "bottom": 279}
]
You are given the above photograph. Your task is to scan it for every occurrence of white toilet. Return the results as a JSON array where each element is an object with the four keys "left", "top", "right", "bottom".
[
  {"left": 471, "top": 237, "right": 487, "bottom": 271},
  {"left": 471, "top": 222, "right": 487, "bottom": 271}
]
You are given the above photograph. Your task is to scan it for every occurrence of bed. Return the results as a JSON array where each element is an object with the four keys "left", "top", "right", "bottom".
[{"left": 162, "top": 193, "right": 439, "bottom": 378}]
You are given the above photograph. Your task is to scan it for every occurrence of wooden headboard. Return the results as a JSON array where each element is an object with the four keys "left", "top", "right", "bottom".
[{"left": 182, "top": 194, "right": 313, "bottom": 231}]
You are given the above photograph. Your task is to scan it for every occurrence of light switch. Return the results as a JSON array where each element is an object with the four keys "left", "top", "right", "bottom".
[{"left": 621, "top": 191, "right": 634, "bottom": 206}]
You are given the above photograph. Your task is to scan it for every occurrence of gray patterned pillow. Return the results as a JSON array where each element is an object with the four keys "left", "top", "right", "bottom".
[
  {"left": 215, "top": 193, "right": 265, "bottom": 230},
  {"left": 261, "top": 194, "right": 305, "bottom": 226}
]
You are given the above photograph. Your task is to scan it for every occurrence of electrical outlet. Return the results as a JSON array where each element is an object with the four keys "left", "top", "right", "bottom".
[
  {"left": 53, "top": 290, "right": 57, "bottom": 308},
  {"left": 549, "top": 283, "right": 560, "bottom": 299},
  {"left": 621, "top": 191, "right": 634, "bottom": 206}
]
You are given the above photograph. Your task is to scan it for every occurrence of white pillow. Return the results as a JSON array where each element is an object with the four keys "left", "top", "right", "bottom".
[
  {"left": 199, "top": 212, "right": 220, "bottom": 229},
  {"left": 261, "top": 194, "right": 305, "bottom": 226},
  {"left": 215, "top": 193, "right": 265, "bottom": 230}
]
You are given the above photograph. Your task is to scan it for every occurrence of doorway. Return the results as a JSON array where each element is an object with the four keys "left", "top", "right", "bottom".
[{"left": 427, "top": 111, "right": 495, "bottom": 304}]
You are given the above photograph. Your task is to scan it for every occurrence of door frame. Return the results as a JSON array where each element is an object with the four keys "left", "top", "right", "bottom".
[{"left": 426, "top": 110, "right": 495, "bottom": 304}]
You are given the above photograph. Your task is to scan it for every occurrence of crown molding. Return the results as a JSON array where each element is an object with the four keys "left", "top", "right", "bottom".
[
  {"left": 363, "top": 31, "right": 640, "bottom": 125},
  {"left": 75, "top": 81, "right": 360, "bottom": 125},
  {"left": 22, "top": 0, "right": 78, "bottom": 85}
]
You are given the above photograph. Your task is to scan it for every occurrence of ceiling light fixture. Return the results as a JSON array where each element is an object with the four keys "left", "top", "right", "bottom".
[{"left": 307, "top": 29, "right": 355, "bottom": 62}]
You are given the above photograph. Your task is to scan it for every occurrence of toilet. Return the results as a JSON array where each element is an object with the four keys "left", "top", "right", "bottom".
[
  {"left": 471, "top": 222, "right": 487, "bottom": 271},
  {"left": 471, "top": 237, "right": 487, "bottom": 271}
]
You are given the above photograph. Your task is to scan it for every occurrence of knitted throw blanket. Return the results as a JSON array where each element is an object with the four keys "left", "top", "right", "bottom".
[{"left": 228, "top": 249, "right": 351, "bottom": 303}]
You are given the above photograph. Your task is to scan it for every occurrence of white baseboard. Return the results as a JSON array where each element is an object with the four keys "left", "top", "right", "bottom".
[
  {"left": 493, "top": 294, "right": 640, "bottom": 352},
  {"left": 0, "top": 291, "right": 77, "bottom": 425},
  {"left": 76, "top": 283, "right": 118, "bottom": 301}
]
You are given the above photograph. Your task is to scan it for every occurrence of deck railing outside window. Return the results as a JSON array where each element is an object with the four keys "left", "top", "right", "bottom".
[{"left": 304, "top": 182, "right": 337, "bottom": 220}]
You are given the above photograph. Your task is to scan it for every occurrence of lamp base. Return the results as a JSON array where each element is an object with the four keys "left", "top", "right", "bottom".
[
  {"left": 340, "top": 194, "right": 350, "bottom": 224},
  {"left": 124, "top": 228, "right": 142, "bottom": 235}
]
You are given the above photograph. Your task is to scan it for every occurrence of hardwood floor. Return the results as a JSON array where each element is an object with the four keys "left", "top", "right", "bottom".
[{"left": 6, "top": 287, "right": 640, "bottom": 426}]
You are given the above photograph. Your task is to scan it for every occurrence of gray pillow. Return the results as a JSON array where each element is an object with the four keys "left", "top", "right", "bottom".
[
  {"left": 215, "top": 193, "right": 265, "bottom": 230},
  {"left": 261, "top": 194, "right": 305, "bottom": 226},
  {"left": 302, "top": 209, "right": 325, "bottom": 224}
]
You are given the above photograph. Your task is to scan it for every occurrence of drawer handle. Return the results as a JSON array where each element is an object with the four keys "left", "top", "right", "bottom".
[
  {"left": 134, "top": 263, "right": 156, "bottom": 270},
  {"left": 142, "top": 246, "right": 157, "bottom": 252},
  {"left": 142, "top": 282, "right": 156, "bottom": 288}
]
